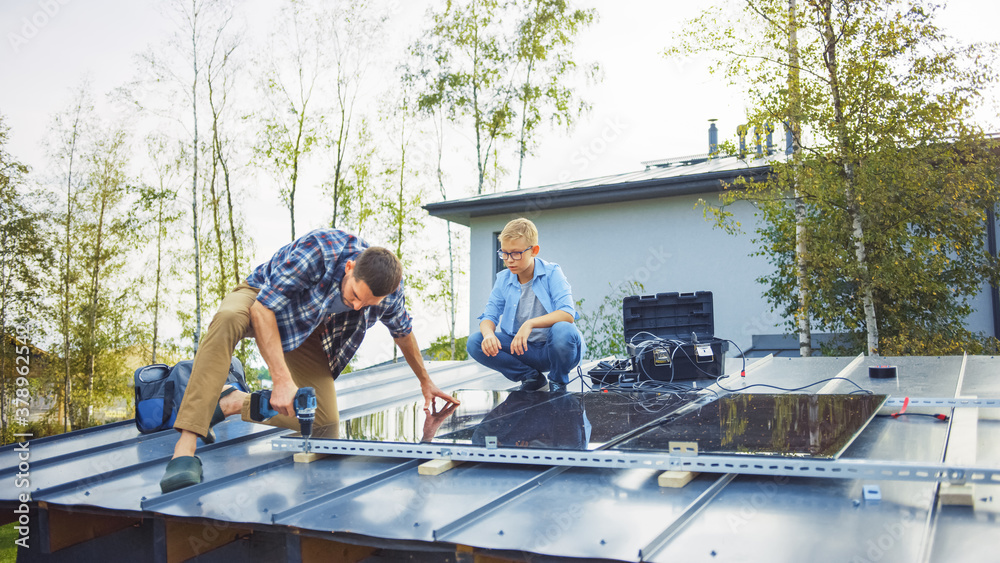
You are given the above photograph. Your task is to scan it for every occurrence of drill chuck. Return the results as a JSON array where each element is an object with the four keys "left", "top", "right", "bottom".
[
  {"left": 249, "top": 387, "right": 317, "bottom": 438},
  {"left": 294, "top": 387, "right": 317, "bottom": 438}
]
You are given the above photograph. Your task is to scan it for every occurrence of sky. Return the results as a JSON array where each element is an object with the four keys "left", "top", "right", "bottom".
[{"left": 2, "top": 0, "right": 999, "bottom": 367}]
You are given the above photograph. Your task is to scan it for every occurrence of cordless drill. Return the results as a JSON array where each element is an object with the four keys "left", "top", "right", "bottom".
[{"left": 249, "top": 387, "right": 317, "bottom": 451}]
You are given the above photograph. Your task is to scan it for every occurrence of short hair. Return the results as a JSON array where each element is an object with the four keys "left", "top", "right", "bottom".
[
  {"left": 353, "top": 246, "right": 402, "bottom": 297},
  {"left": 498, "top": 218, "right": 538, "bottom": 247}
]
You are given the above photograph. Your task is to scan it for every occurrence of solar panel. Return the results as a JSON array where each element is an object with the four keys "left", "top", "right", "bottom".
[
  {"left": 307, "top": 390, "right": 887, "bottom": 460},
  {"left": 613, "top": 392, "right": 888, "bottom": 458}
]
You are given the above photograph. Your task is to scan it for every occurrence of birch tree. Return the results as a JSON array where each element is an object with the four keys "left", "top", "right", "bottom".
[
  {"left": 203, "top": 3, "right": 245, "bottom": 301},
  {"left": 512, "top": 0, "right": 597, "bottom": 190},
  {"left": 321, "top": 0, "right": 386, "bottom": 229},
  {"left": 0, "top": 114, "right": 52, "bottom": 442},
  {"left": 252, "top": 0, "right": 325, "bottom": 241},
  {"left": 416, "top": 0, "right": 517, "bottom": 195},
  {"left": 142, "top": 135, "right": 183, "bottom": 364},
  {"left": 45, "top": 85, "right": 92, "bottom": 431},
  {"left": 672, "top": 0, "right": 1000, "bottom": 355},
  {"left": 77, "top": 126, "right": 135, "bottom": 427}
]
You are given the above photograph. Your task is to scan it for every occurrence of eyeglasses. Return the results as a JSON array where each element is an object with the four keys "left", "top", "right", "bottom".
[{"left": 497, "top": 247, "right": 533, "bottom": 261}]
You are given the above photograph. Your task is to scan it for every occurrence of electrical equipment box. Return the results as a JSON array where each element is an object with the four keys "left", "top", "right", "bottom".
[{"left": 621, "top": 291, "right": 728, "bottom": 381}]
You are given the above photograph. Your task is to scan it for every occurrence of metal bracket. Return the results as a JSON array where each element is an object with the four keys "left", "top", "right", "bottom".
[
  {"left": 884, "top": 397, "right": 1000, "bottom": 408},
  {"left": 863, "top": 484, "right": 882, "bottom": 501},
  {"left": 272, "top": 437, "right": 1000, "bottom": 485},
  {"left": 668, "top": 441, "right": 699, "bottom": 456}
]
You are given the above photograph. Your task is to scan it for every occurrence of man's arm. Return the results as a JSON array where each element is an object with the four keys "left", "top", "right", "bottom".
[
  {"left": 394, "top": 331, "right": 461, "bottom": 409},
  {"left": 249, "top": 301, "right": 298, "bottom": 417},
  {"left": 511, "top": 310, "right": 574, "bottom": 355}
]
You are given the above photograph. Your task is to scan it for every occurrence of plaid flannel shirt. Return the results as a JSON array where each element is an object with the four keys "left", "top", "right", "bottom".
[{"left": 245, "top": 229, "right": 412, "bottom": 378}]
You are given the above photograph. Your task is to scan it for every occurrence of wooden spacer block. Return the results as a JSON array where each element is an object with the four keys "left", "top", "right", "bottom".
[
  {"left": 658, "top": 470, "right": 699, "bottom": 488},
  {"left": 293, "top": 452, "right": 329, "bottom": 463},
  {"left": 940, "top": 483, "right": 975, "bottom": 507},
  {"left": 940, "top": 396, "right": 978, "bottom": 506},
  {"left": 418, "top": 458, "right": 464, "bottom": 476}
]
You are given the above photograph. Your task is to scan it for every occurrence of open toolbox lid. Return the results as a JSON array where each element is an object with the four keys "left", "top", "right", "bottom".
[{"left": 623, "top": 291, "right": 716, "bottom": 343}]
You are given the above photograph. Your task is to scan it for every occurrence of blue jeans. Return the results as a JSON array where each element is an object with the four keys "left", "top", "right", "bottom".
[{"left": 466, "top": 322, "right": 584, "bottom": 384}]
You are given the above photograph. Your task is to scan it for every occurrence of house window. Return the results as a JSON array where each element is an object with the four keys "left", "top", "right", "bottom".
[{"left": 493, "top": 231, "right": 504, "bottom": 275}]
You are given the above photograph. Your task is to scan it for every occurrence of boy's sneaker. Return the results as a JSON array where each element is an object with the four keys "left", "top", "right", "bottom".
[
  {"left": 549, "top": 381, "right": 568, "bottom": 393},
  {"left": 519, "top": 374, "right": 548, "bottom": 392}
]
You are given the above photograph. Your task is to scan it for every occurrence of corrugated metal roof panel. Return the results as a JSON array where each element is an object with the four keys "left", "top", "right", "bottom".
[{"left": 2, "top": 355, "right": 997, "bottom": 562}]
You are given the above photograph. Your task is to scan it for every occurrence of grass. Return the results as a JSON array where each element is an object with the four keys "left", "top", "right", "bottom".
[{"left": 0, "top": 522, "right": 19, "bottom": 563}]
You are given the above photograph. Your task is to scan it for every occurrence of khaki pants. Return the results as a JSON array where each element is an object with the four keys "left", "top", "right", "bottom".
[{"left": 173, "top": 282, "right": 339, "bottom": 437}]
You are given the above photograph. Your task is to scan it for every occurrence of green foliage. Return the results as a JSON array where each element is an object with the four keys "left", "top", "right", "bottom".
[
  {"left": 249, "top": 0, "right": 326, "bottom": 240},
  {"left": 576, "top": 281, "right": 645, "bottom": 359},
  {"left": 673, "top": 0, "right": 1000, "bottom": 355},
  {"left": 512, "top": 0, "right": 598, "bottom": 188},
  {"left": 413, "top": 0, "right": 598, "bottom": 193},
  {"left": 411, "top": 0, "right": 518, "bottom": 194},
  {"left": 0, "top": 112, "right": 57, "bottom": 441},
  {"left": 428, "top": 335, "right": 469, "bottom": 361}
]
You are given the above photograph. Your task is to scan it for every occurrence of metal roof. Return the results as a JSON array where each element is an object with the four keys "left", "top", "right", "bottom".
[
  {"left": 2, "top": 354, "right": 998, "bottom": 562},
  {"left": 424, "top": 154, "right": 783, "bottom": 225}
]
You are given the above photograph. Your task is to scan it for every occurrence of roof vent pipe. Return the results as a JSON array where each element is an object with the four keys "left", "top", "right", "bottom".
[
  {"left": 737, "top": 124, "right": 748, "bottom": 158},
  {"left": 708, "top": 119, "right": 719, "bottom": 158}
]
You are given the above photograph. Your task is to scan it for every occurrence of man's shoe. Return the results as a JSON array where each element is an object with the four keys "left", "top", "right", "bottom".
[
  {"left": 548, "top": 381, "right": 568, "bottom": 393},
  {"left": 202, "top": 386, "right": 238, "bottom": 445},
  {"left": 519, "top": 375, "right": 548, "bottom": 392},
  {"left": 160, "top": 456, "right": 203, "bottom": 493}
]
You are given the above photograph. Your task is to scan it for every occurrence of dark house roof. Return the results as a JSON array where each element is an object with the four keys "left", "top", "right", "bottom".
[{"left": 424, "top": 154, "right": 779, "bottom": 225}]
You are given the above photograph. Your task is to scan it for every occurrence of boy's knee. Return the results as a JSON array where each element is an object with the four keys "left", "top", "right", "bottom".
[
  {"left": 466, "top": 332, "right": 484, "bottom": 356},
  {"left": 550, "top": 322, "right": 580, "bottom": 345}
]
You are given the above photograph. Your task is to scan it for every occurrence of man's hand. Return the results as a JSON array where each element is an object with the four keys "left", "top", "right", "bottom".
[
  {"left": 422, "top": 381, "right": 460, "bottom": 411},
  {"left": 269, "top": 377, "right": 299, "bottom": 418},
  {"left": 480, "top": 331, "right": 501, "bottom": 357},
  {"left": 249, "top": 300, "right": 298, "bottom": 417},
  {"left": 511, "top": 323, "right": 533, "bottom": 355}
]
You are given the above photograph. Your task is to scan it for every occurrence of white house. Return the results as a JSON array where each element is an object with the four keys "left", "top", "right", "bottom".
[{"left": 424, "top": 138, "right": 1000, "bottom": 358}]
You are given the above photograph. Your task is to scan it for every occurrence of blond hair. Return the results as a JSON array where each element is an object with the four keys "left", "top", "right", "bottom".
[{"left": 498, "top": 218, "right": 538, "bottom": 247}]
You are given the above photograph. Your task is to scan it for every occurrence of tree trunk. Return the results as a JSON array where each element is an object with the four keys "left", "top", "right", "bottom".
[
  {"left": 472, "top": 1, "right": 486, "bottom": 195},
  {"left": 331, "top": 102, "right": 347, "bottom": 229},
  {"left": 516, "top": 55, "right": 535, "bottom": 191},
  {"left": 61, "top": 107, "right": 82, "bottom": 433},
  {"left": 289, "top": 106, "right": 308, "bottom": 241},
  {"left": 153, "top": 195, "right": 164, "bottom": 364},
  {"left": 221, "top": 147, "right": 240, "bottom": 285},
  {"left": 0, "top": 227, "right": 9, "bottom": 439},
  {"left": 788, "top": 0, "right": 812, "bottom": 357},
  {"left": 435, "top": 112, "right": 458, "bottom": 359},
  {"left": 819, "top": 0, "right": 878, "bottom": 354},
  {"left": 191, "top": 0, "right": 204, "bottom": 351},
  {"left": 208, "top": 104, "right": 227, "bottom": 301},
  {"left": 84, "top": 188, "right": 109, "bottom": 427}
]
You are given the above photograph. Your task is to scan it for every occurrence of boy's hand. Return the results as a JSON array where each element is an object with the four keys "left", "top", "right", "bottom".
[
  {"left": 511, "top": 324, "right": 532, "bottom": 355},
  {"left": 481, "top": 332, "right": 501, "bottom": 356}
]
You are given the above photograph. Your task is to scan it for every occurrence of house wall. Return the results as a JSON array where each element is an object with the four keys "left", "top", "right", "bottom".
[
  {"left": 467, "top": 196, "right": 1000, "bottom": 357},
  {"left": 467, "top": 192, "right": 778, "bottom": 357}
]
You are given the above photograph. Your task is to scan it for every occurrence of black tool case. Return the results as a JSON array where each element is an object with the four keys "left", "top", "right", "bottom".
[{"left": 621, "top": 291, "right": 728, "bottom": 381}]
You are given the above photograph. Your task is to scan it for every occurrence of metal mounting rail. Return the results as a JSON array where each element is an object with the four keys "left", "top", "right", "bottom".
[
  {"left": 884, "top": 397, "right": 1000, "bottom": 408},
  {"left": 271, "top": 437, "right": 1000, "bottom": 484}
]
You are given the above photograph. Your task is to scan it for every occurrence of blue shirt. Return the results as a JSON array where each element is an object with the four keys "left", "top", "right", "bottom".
[
  {"left": 478, "top": 258, "right": 579, "bottom": 336},
  {"left": 246, "top": 229, "right": 412, "bottom": 378}
]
